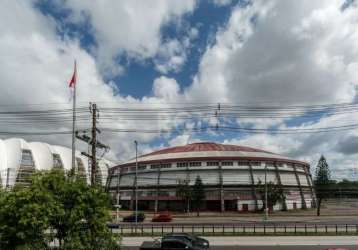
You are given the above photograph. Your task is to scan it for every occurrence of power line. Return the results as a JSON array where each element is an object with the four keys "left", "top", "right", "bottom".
[{"left": 2, "top": 102, "right": 358, "bottom": 135}]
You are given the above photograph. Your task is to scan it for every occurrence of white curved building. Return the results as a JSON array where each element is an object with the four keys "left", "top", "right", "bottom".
[
  {"left": 107, "top": 142, "right": 316, "bottom": 212},
  {"left": 0, "top": 138, "right": 113, "bottom": 188}
]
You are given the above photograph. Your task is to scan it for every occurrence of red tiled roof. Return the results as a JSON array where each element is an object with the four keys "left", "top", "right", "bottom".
[{"left": 142, "top": 142, "right": 276, "bottom": 157}]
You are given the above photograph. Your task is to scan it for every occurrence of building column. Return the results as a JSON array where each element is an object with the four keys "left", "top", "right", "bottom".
[
  {"left": 116, "top": 168, "right": 123, "bottom": 206},
  {"left": 274, "top": 162, "right": 287, "bottom": 211},
  {"left": 104, "top": 169, "right": 111, "bottom": 192},
  {"left": 185, "top": 164, "right": 191, "bottom": 212},
  {"left": 304, "top": 166, "right": 316, "bottom": 208},
  {"left": 130, "top": 169, "right": 136, "bottom": 210},
  {"left": 219, "top": 161, "right": 225, "bottom": 212},
  {"left": 293, "top": 164, "right": 307, "bottom": 209},
  {"left": 155, "top": 166, "right": 162, "bottom": 213},
  {"left": 248, "top": 162, "right": 259, "bottom": 211}
]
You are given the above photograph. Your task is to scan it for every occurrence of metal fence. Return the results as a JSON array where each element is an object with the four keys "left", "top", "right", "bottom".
[{"left": 109, "top": 223, "right": 358, "bottom": 236}]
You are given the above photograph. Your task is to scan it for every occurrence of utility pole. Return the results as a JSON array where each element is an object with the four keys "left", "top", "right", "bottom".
[
  {"left": 76, "top": 103, "right": 110, "bottom": 186},
  {"left": 91, "top": 103, "right": 97, "bottom": 186}
]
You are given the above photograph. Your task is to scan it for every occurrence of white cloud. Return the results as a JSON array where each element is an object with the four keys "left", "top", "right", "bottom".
[
  {"left": 2, "top": 0, "right": 358, "bottom": 181},
  {"left": 154, "top": 39, "right": 187, "bottom": 74},
  {"left": 186, "top": 0, "right": 358, "bottom": 105},
  {"left": 180, "top": 0, "right": 358, "bottom": 179},
  {"left": 0, "top": 1, "right": 191, "bottom": 163},
  {"left": 212, "top": 0, "right": 233, "bottom": 7},
  {"left": 169, "top": 134, "right": 191, "bottom": 147},
  {"left": 154, "top": 27, "right": 199, "bottom": 74},
  {"left": 58, "top": 0, "right": 197, "bottom": 77},
  {"left": 152, "top": 76, "right": 181, "bottom": 100}
]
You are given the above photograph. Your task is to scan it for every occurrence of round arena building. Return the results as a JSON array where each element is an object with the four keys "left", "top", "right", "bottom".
[{"left": 107, "top": 142, "right": 316, "bottom": 212}]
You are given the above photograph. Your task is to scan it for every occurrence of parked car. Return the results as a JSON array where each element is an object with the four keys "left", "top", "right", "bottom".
[
  {"left": 152, "top": 212, "right": 173, "bottom": 222},
  {"left": 122, "top": 212, "right": 145, "bottom": 222},
  {"left": 163, "top": 233, "right": 209, "bottom": 249},
  {"left": 140, "top": 237, "right": 208, "bottom": 250}
]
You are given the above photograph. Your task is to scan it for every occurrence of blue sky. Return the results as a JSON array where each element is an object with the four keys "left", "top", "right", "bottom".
[{"left": 1, "top": 0, "right": 358, "bottom": 179}]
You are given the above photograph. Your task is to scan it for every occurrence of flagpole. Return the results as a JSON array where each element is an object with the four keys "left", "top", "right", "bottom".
[{"left": 71, "top": 60, "right": 77, "bottom": 174}]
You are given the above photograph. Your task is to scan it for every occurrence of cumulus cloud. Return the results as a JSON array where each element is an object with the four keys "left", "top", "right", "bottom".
[
  {"left": 2, "top": 0, "right": 358, "bottom": 181},
  {"left": 154, "top": 39, "right": 187, "bottom": 74},
  {"left": 152, "top": 76, "right": 181, "bottom": 100},
  {"left": 0, "top": 1, "right": 189, "bottom": 163},
  {"left": 212, "top": 0, "right": 234, "bottom": 6},
  {"left": 154, "top": 27, "right": 199, "bottom": 74},
  {"left": 169, "top": 134, "right": 191, "bottom": 147},
  {"left": 180, "top": 0, "right": 358, "bottom": 179},
  {"left": 186, "top": 0, "right": 358, "bottom": 105},
  {"left": 55, "top": 0, "right": 197, "bottom": 77},
  {"left": 336, "top": 135, "right": 358, "bottom": 155}
]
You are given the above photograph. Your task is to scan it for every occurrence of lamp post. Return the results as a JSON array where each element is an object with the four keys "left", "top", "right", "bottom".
[{"left": 134, "top": 140, "right": 138, "bottom": 228}]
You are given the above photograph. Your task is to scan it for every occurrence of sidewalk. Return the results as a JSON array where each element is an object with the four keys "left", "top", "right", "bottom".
[{"left": 122, "top": 236, "right": 358, "bottom": 246}]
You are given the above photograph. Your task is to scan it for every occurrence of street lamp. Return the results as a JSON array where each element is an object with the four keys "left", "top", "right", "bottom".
[{"left": 134, "top": 140, "right": 138, "bottom": 227}]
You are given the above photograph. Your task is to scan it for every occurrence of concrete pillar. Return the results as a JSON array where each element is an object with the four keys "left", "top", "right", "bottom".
[
  {"left": 219, "top": 161, "right": 225, "bottom": 212},
  {"left": 293, "top": 164, "right": 307, "bottom": 209},
  {"left": 116, "top": 167, "right": 123, "bottom": 204},
  {"left": 104, "top": 169, "right": 111, "bottom": 192},
  {"left": 274, "top": 162, "right": 287, "bottom": 211},
  {"left": 185, "top": 164, "right": 190, "bottom": 213},
  {"left": 130, "top": 167, "right": 136, "bottom": 210},
  {"left": 304, "top": 166, "right": 317, "bottom": 208},
  {"left": 155, "top": 166, "right": 161, "bottom": 213},
  {"left": 248, "top": 162, "right": 259, "bottom": 211}
]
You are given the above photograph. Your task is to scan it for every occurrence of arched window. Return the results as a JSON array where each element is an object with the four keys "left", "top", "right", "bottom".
[
  {"left": 75, "top": 157, "right": 87, "bottom": 181},
  {"left": 95, "top": 165, "right": 102, "bottom": 185},
  {"left": 16, "top": 149, "right": 35, "bottom": 186},
  {"left": 52, "top": 154, "right": 63, "bottom": 169}
]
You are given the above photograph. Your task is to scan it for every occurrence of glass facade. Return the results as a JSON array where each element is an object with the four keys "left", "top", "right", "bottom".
[
  {"left": 76, "top": 157, "right": 87, "bottom": 181},
  {"left": 52, "top": 153, "right": 63, "bottom": 169},
  {"left": 16, "top": 149, "right": 35, "bottom": 186}
]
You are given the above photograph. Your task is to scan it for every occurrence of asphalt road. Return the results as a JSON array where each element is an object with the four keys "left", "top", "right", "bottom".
[{"left": 123, "top": 246, "right": 354, "bottom": 250}]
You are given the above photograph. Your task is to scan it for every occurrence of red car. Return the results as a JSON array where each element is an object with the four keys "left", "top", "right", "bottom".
[{"left": 152, "top": 212, "right": 173, "bottom": 222}]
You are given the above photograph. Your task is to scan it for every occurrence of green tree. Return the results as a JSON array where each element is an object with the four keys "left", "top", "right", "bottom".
[
  {"left": 0, "top": 185, "right": 56, "bottom": 249},
  {"left": 176, "top": 179, "right": 192, "bottom": 213},
  {"left": 257, "top": 181, "right": 285, "bottom": 212},
  {"left": 314, "top": 155, "right": 331, "bottom": 216},
  {"left": 192, "top": 176, "right": 205, "bottom": 217},
  {"left": 0, "top": 170, "right": 120, "bottom": 250}
]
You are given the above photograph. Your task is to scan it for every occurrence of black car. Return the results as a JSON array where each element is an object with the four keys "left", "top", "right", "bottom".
[
  {"left": 163, "top": 233, "right": 209, "bottom": 249},
  {"left": 122, "top": 212, "right": 145, "bottom": 222},
  {"left": 140, "top": 237, "right": 207, "bottom": 250}
]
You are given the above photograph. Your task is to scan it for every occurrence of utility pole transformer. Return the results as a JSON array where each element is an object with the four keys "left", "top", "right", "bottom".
[{"left": 75, "top": 103, "right": 110, "bottom": 186}]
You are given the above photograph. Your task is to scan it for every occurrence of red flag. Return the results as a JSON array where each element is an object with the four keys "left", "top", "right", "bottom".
[{"left": 69, "top": 61, "right": 77, "bottom": 88}]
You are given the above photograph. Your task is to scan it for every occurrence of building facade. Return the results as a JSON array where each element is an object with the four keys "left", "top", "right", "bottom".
[
  {"left": 107, "top": 142, "right": 316, "bottom": 212},
  {"left": 0, "top": 138, "right": 112, "bottom": 188}
]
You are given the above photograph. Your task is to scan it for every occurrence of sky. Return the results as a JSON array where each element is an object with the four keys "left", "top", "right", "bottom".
[{"left": 1, "top": 0, "right": 358, "bottom": 179}]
